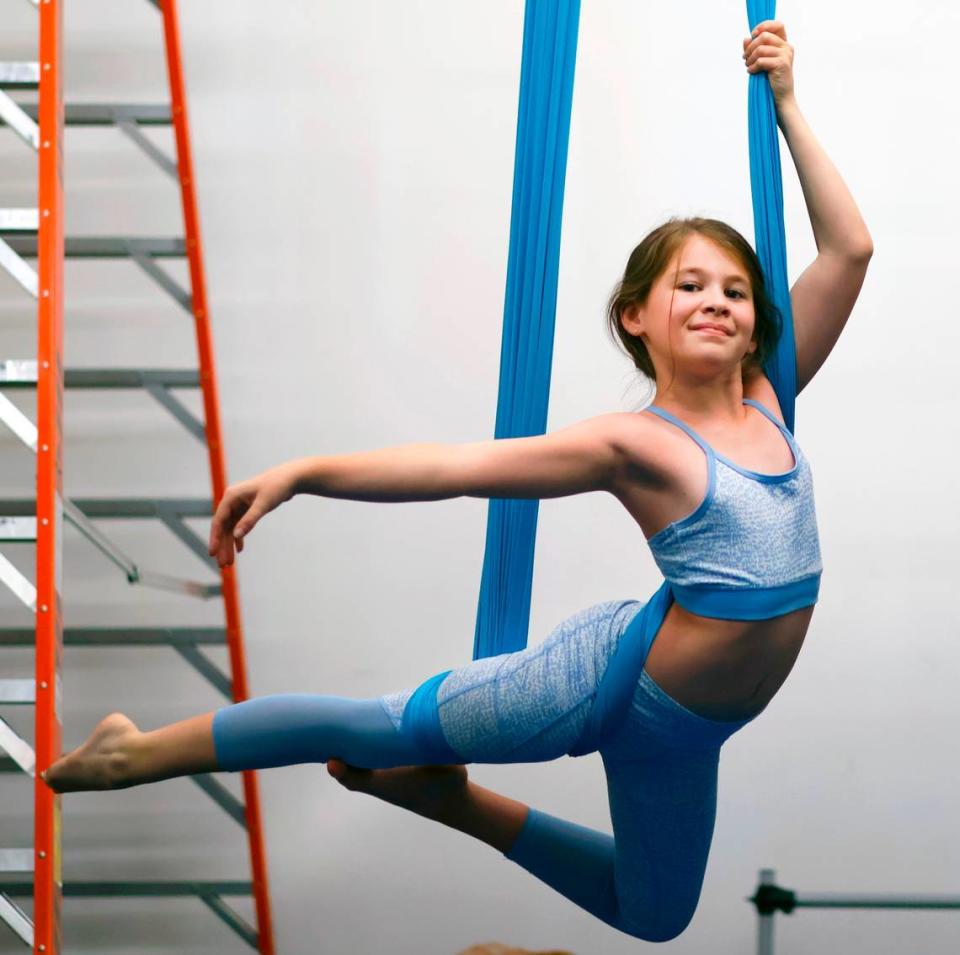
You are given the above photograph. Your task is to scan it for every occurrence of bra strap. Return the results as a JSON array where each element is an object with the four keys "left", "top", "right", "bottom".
[{"left": 646, "top": 405, "right": 714, "bottom": 456}]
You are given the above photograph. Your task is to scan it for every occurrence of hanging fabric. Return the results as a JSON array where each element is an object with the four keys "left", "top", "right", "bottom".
[
  {"left": 746, "top": 0, "right": 798, "bottom": 434},
  {"left": 472, "top": 0, "right": 581, "bottom": 661}
]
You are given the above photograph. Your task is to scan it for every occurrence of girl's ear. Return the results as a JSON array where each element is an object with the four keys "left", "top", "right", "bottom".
[{"left": 621, "top": 303, "right": 643, "bottom": 337}]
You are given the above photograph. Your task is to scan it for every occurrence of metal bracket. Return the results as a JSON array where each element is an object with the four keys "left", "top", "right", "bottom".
[
  {"left": 116, "top": 115, "right": 177, "bottom": 179},
  {"left": 0, "top": 90, "right": 39, "bottom": 150},
  {"left": 0, "top": 238, "right": 38, "bottom": 298},
  {"left": 190, "top": 774, "right": 247, "bottom": 827},
  {"left": 0, "top": 893, "right": 33, "bottom": 948},
  {"left": 0, "top": 553, "right": 36, "bottom": 611},
  {"left": 0, "top": 716, "right": 35, "bottom": 776},
  {"left": 145, "top": 383, "right": 205, "bottom": 442},
  {"left": 131, "top": 247, "right": 192, "bottom": 313}
]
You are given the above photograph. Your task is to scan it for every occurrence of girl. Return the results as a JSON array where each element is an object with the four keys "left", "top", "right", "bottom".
[{"left": 43, "top": 21, "right": 872, "bottom": 943}]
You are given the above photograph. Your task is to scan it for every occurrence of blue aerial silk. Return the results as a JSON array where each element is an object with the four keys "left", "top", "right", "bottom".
[
  {"left": 472, "top": 0, "right": 581, "bottom": 661},
  {"left": 747, "top": 0, "right": 797, "bottom": 433},
  {"left": 471, "top": 0, "right": 795, "bottom": 674}
]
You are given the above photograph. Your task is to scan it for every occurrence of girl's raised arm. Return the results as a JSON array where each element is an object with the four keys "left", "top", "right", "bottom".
[{"left": 744, "top": 20, "right": 873, "bottom": 393}]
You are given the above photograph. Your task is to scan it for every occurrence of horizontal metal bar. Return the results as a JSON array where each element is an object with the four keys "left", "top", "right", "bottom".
[
  {"left": 2, "top": 236, "right": 185, "bottom": 259},
  {"left": 794, "top": 893, "right": 960, "bottom": 910},
  {"left": 0, "top": 517, "right": 37, "bottom": 542},
  {"left": 0, "top": 63, "right": 39, "bottom": 89},
  {"left": 2, "top": 880, "right": 253, "bottom": 898},
  {"left": 0, "top": 209, "right": 38, "bottom": 231},
  {"left": 0, "top": 498, "right": 213, "bottom": 519},
  {"left": 0, "top": 626, "right": 228, "bottom": 647},
  {"left": 70, "top": 368, "right": 200, "bottom": 388},
  {"left": 15, "top": 103, "right": 172, "bottom": 125},
  {"left": 0, "top": 849, "right": 33, "bottom": 873},
  {"left": 0, "top": 680, "right": 35, "bottom": 704},
  {"left": 0, "top": 364, "right": 200, "bottom": 389},
  {"left": 0, "top": 716, "right": 35, "bottom": 776},
  {"left": 0, "top": 893, "right": 33, "bottom": 947}
]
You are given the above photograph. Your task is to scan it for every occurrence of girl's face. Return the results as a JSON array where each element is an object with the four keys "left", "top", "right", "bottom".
[{"left": 624, "top": 233, "right": 758, "bottom": 377}]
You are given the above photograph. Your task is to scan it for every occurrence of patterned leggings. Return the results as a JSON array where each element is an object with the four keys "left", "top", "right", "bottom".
[{"left": 212, "top": 599, "right": 757, "bottom": 942}]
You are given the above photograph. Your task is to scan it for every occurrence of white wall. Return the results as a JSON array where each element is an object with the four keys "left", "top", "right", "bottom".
[{"left": 1, "top": 1, "right": 957, "bottom": 953}]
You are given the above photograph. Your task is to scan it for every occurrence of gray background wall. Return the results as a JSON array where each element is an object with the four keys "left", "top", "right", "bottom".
[{"left": 1, "top": 1, "right": 957, "bottom": 953}]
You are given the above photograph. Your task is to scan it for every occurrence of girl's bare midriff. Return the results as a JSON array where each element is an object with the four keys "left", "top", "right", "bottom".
[{"left": 613, "top": 373, "right": 814, "bottom": 722}]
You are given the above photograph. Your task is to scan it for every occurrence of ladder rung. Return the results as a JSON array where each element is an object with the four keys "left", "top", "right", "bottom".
[
  {"left": 0, "top": 627, "right": 228, "bottom": 648},
  {"left": 16, "top": 103, "right": 172, "bottom": 125},
  {"left": 0, "top": 517, "right": 36, "bottom": 542},
  {"left": 0, "top": 209, "right": 38, "bottom": 231},
  {"left": 0, "top": 680, "right": 35, "bottom": 704},
  {"left": 2, "top": 880, "right": 253, "bottom": 897},
  {"left": 0, "top": 364, "right": 200, "bottom": 389},
  {"left": 1, "top": 236, "right": 185, "bottom": 259},
  {"left": 0, "top": 63, "right": 39, "bottom": 89},
  {"left": 0, "top": 497, "right": 212, "bottom": 519},
  {"left": 0, "top": 849, "right": 33, "bottom": 873}
]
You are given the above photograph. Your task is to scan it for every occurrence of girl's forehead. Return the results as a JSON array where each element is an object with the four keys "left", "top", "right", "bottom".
[{"left": 664, "top": 237, "right": 748, "bottom": 282}]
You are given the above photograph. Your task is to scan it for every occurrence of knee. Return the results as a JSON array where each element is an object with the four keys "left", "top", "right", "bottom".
[{"left": 619, "top": 894, "right": 696, "bottom": 943}]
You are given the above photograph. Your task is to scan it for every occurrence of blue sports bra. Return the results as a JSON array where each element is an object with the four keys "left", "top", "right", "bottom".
[{"left": 643, "top": 398, "right": 823, "bottom": 621}]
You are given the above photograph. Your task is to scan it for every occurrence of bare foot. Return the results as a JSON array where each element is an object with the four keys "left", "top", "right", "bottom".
[
  {"left": 326, "top": 759, "right": 468, "bottom": 820},
  {"left": 42, "top": 713, "right": 141, "bottom": 793}
]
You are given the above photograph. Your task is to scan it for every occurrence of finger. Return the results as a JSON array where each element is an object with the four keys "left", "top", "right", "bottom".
[
  {"left": 745, "top": 33, "right": 786, "bottom": 60},
  {"left": 750, "top": 20, "right": 786, "bottom": 40},
  {"left": 747, "top": 56, "right": 783, "bottom": 74},
  {"left": 746, "top": 45, "right": 786, "bottom": 66}
]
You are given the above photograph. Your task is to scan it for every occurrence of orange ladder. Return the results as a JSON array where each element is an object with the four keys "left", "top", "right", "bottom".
[{"left": 0, "top": 2, "right": 275, "bottom": 951}]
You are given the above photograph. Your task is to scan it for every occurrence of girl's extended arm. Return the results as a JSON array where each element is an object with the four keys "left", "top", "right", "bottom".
[{"left": 209, "top": 412, "right": 640, "bottom": 567}]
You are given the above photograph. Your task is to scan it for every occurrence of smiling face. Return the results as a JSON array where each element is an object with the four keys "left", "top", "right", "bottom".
[{"left": 621, "top": 233, "right": 759, "bottom": 382}]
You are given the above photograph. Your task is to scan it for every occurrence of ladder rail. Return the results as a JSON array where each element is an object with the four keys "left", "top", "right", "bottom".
[
  {"left": 33, "top": 2, "right": 65, "bottom": 954},
  {"left": 158, "top": 2, "right": 275, "bottom": 951}
]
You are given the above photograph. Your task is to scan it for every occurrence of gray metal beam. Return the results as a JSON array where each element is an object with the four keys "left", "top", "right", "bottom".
[
  {"left": 0, "top": 63, "right": 39, "bottom": 90},
  {"left": 0, "top": 680, "right": 35, "bottom": 704},
  {"left": 0, "top": 364, "right": 200, "bottom": 390},
  {"left": 2, "top": 236, "right": 184, "bottom": 258},
  {"left": 3, "top": 880, "right": 253, "bottom": 897},
  {"left": 0, "top": 626, "right": 228, "bottom": 648},
  {"left": 116, "top": 116, "right": 177, "bottom": 178},
  {"left": 0, "top": 849, "right": 33, "bottom": 873},
  {"left": 0, "top": 893, "right": 33, "bottom": 948},
  {"left": 0, "top": 497, "right": 212, "bottom": 519},
  {"left": 14, "top": 103, "right": 171, "bottom": 125},
  {"left": 190, "top": 774, "right": 247, "bottom": 826}
]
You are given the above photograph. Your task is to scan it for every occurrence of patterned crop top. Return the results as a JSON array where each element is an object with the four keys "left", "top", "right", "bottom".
[{"left": 643, "top": 398, "right": 823, "bottom": 621}]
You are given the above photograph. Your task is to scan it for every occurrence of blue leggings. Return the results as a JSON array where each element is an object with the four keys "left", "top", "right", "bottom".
[{"left": 212, "top": 599, "right": 757, "bottom": 943}]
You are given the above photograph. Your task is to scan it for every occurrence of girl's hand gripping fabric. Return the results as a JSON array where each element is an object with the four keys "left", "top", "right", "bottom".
[
  {"left": 743, "top": 20, "right": 795, "bottom": 107},
  {"left": 208, "top": 462, "right": 299, "bottom": 567}
]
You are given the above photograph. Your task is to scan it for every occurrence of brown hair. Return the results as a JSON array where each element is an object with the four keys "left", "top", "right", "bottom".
[{"left": 606, "top": 217, "right": 782, "bottom": 390}]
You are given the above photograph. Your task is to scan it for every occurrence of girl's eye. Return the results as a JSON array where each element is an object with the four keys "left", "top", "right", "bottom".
[
  {"left": 679, "top": 283, "right": 699, "bottom": 292},
  {"left": 727, "top": 289, "right": 746, "bottom": 299}
]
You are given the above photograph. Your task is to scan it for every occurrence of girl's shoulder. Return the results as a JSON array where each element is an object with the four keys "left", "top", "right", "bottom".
[{"left": 742, "top": 366, "right": 788, "bottom": 427}]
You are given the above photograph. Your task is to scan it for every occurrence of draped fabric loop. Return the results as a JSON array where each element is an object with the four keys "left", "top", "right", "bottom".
[
  {"left": 472, "top": 0, "right": 581, "bottom": 660},
  {"left": 473, "top": 0, "right": 794, "bottom": 662}
]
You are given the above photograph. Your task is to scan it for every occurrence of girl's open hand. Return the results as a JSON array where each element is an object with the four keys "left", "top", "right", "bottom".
[
  {"left": 743, "top": 20, "right": 795, "bottom": 106},
  {"left": 208, "top": 462, "right": 299, "bottom": 567}
]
